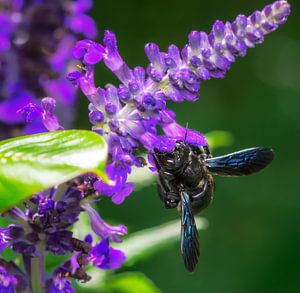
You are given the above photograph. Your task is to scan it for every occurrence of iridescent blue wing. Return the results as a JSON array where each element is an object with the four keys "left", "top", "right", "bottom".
[
  {"left": 205, "top": 147, "right": 274, "bottom": 176},
  {"left": 180, "top": 191, "right": 200, "bottom": 272}
]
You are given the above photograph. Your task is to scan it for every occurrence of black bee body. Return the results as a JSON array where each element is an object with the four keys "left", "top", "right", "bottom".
[
  {"left": 152, "top": 141, "right": 274, "bottom": 272},
  {"left": 154, "top": 142, "right": 214, "bottom": 213}
]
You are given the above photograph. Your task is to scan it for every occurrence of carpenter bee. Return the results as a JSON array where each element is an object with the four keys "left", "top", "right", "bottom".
[{"left": 152, "top": 141, "right": 274, "bottom": 272}]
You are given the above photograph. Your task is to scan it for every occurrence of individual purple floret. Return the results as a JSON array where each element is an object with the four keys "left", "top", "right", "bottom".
[
  {"left": 18, "top": 97, "right": 64, "bottom": 133},
  {"left": 48, "top": 268, "right": 76, "bottom": 293},
  {"left": 0, "top": 227, "right": 11, "bottom": 253},
  {"left": 0, "top": 265, "right": 17, "bottom": 292},
  {"left": 89, "top": 237, "right": 126, "bottom": 270},
  {"left": 69, "top": 1, "right": 290, "bottom": 204},
  {"left": 0, "top": 0, "right": 98, "bottom": 139},
  {"left": 0, "top": 259, "right": 28, "bottom": 292}
]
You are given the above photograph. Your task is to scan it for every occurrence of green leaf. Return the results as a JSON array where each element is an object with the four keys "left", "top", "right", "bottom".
[
  {"left": 105, "top": 272, "right": 161, "bottom": 293},
  {"left": 0, "top": 130, "right": 107, "bottom": 212}
]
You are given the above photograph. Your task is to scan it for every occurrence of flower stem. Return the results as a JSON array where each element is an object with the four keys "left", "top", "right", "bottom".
[{"left": 31, "top": 256, "right": 45, "bottom": 293}]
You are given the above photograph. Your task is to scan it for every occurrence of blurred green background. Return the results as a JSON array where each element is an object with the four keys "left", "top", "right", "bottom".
[{"left": 79, "top": 1, "right": 300, "bottom": 292}]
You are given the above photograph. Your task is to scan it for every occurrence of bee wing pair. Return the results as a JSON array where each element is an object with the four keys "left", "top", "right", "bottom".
[{"left": 181, "top": 147, "right": 274, "bottom": 272}]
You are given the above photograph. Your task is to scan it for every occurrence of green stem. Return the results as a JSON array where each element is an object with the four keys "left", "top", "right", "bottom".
[
  {"left": 31, "top": 258, "right": 41, "bottom": 293},
  {"left": 31, "top": 248, "right": 46, "bottom": 293}
]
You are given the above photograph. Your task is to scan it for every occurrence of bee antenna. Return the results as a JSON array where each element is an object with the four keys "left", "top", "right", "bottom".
[{"left": 184, "top": 122, "right": 189, "bottom": 142}]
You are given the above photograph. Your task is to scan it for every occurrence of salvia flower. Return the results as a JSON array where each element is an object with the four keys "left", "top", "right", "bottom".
[
  {"left": 69, "top": 1, "right": 290, "bottom": 204},
  {"left": 0, "top": 0, "right": 98, "bottom": 138},
  {"left": 18, "top": 97, "right": 64, "bottom": 132},
  {"left": 89, "top": 237, "right": 126, "bottom": 270},
  {"left": 1, "top": 177, "right": 128, "bottom": 289}
]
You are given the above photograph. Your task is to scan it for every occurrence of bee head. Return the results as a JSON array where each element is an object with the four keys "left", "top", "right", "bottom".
[{"left": 153, "top": 140, "right": 190, "bottom": 171}]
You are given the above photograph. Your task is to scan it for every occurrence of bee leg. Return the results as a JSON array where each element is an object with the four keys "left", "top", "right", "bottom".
[
  {"left": 165, "top": 193, "right": 180, "bottom": 209},
  {"left": 157, "top": 179, "right": 179, "bottom": 209}
]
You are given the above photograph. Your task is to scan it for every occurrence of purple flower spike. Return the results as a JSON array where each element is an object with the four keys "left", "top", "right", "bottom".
[
  {"left": 70, "top": 0, "right": 290, "bottom": 204},
  {"left": 89, "top": 238, "right": 126, "bottom": 270},
  {"left": 82, "top": 202, "right": 128, "bottom": 242}
]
